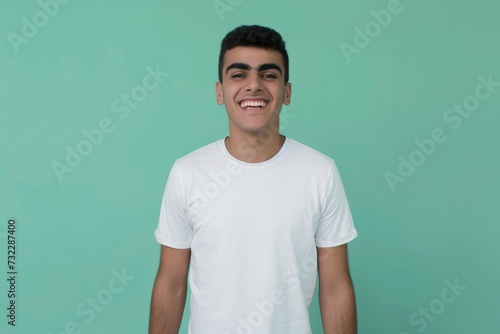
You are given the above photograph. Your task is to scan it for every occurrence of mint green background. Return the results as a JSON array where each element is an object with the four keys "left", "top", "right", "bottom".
[{"left": 1, "top": 0, "right": 499, "bottom": 333}]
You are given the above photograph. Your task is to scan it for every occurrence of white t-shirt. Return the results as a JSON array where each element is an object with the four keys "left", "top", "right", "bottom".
[{"left": 154, "top": 136, "right": 357, "bottom": 334}]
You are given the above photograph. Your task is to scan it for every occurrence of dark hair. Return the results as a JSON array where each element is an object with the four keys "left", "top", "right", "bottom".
[{"left": 218, "top": 25, "right": 289, "bottom": 83}]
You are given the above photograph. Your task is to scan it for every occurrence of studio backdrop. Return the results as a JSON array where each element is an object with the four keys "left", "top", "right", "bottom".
[{"left": 1, "top": 0, "right": 498, "bottom": 333}]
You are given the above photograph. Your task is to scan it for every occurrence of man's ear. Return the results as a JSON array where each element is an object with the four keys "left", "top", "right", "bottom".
[
  {"left": 283, "top": 82, "right": 292, "bottom": 105},
  {"left": 215, "top": 82, "right": 224, "bottom": 105}
]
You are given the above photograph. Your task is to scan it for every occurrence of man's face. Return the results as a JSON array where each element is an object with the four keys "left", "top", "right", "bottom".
[{"left": 216, "top": 46, "right": 291, "bottom": 136}]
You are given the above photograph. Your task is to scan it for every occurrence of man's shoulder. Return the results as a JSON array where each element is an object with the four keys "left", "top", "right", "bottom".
[
  {"left": 287, "top": 138, "right": 336, "bottom": 167},
  {"left": 174, "top": 138, "right": 222, "bottom": 166}
]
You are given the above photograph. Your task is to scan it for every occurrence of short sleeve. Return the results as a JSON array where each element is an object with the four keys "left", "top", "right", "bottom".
[
  {"left": 154, "top": 161, "right": 193, "bottom": 249},
  {"left": 315, "top": 161, "right": 358, "bottom": 247}
]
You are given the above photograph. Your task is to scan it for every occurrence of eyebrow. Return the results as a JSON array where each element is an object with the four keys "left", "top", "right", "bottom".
[{"left": 225, "top": 63, "right": 282, "bottom": 75}]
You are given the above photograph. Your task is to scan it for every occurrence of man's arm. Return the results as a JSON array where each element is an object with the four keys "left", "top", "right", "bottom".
[
  {"left": 317, "top": 243, "right": 357, "bottom": 334},
  {"left": 149, "top": 245, "right": 191, "bottom": 334}
]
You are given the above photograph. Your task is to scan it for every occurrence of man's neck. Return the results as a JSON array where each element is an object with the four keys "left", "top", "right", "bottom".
[{"left": 224, "top": 130, "right": 286, "bottom": 163}]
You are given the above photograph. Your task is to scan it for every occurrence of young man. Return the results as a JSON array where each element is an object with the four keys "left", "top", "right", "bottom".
[{"left": 149, "top": 25, "right": 358, "bottom": 334}]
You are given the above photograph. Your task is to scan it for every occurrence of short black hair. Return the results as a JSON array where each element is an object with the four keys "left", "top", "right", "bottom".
[{"left": 218, "top": 25, "right": 289, "bottom": 84}]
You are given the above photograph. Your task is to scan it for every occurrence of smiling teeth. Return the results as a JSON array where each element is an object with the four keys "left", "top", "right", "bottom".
[{"left": 240, "top": 100, "right": 267, "bottom": 108}]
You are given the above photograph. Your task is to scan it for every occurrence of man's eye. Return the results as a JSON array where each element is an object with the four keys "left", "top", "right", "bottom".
[
  {"left": 231, "top": 73, "right": 245, "bottom": 78},
  {"left": 262, "top": 73, "right": 277, "bottom": 79}
]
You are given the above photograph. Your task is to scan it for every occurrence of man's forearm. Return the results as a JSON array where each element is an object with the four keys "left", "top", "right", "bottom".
[
  {"left": 319, "top": 278, "right": 357, "bottom": 334},
  {"left": 149, "top": 274, "right": 188, "bottom": 334}
]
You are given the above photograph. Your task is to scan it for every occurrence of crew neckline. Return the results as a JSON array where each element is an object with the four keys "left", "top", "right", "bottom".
[{"left": 218, "top": 135, "right": 290, "bottom": 168}]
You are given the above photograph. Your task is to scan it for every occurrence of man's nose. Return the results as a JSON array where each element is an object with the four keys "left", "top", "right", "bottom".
[{"left": 245, "top": 72, "right": 263, "bottom": 91}]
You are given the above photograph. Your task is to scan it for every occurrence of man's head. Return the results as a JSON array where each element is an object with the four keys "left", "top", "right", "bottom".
[
  {"left": 215, "top": 25, "right": 291, "bottom": 138},
  {"left": 218, "top": 25, "right": 289, "bottom": 84}
]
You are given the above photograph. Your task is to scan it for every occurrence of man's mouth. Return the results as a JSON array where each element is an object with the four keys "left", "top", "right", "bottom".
[{"left": 239, "top": 99, "right": 268, "bottom": 111}]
